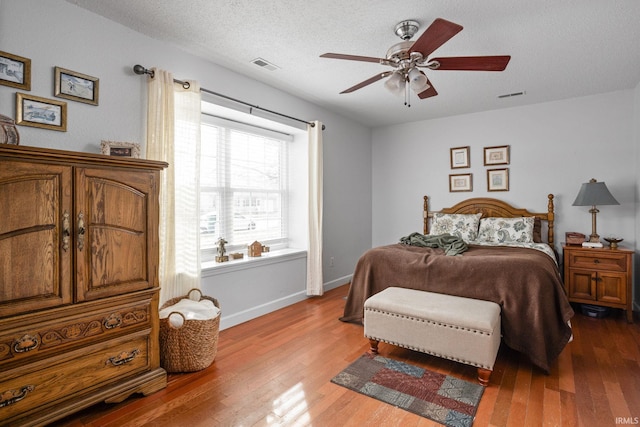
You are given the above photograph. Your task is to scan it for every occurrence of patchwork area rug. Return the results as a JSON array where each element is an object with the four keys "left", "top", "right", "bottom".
[{"left": 331, "top": 353, "right": 484, "bottom": 427}]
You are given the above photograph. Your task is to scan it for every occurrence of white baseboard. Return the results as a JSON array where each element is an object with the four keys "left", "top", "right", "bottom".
[
  {"left": 323, "top": 274, "right": 352, "bottom": 292},
  {"left": 219, "top": 274, "right": 352, "bottom": 331},
  {"left": 219, "top": 290, "right": 307, "bottom": 330}
]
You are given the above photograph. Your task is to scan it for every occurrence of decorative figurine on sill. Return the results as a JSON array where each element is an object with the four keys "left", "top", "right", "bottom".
[
  {"left": 215, "top": 237, "right": 229, "bottom": 262},
  {"left": 248, "top": 241, "right": 263, "bottom": 257}
]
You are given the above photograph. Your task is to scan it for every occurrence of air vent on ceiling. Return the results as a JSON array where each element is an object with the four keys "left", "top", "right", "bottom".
[
  {"left": 251, "top": 58, "right": 279, "bottom": 71},
  {"left": 498, "top": 91, "right": 526, "bottom": 99}
]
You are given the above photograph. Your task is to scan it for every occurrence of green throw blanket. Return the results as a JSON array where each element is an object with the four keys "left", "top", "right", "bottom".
[{"left": 399, "top": 232, "right": 468, "bottom": 256}]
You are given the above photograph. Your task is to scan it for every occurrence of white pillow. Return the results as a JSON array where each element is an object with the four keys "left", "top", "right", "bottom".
[
  {"left": 429, "top": 213, "right": 482, "bottom": 242},
  {"left": 476, "top": 217, "right": 535, "bottom": 243}
]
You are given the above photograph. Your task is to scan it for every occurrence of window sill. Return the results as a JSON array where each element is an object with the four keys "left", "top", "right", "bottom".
[{"left": 201, "top": 248, "right": 307, "bottom": 277}]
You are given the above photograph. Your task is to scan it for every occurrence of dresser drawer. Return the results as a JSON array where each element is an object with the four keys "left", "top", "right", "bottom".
[
  {"left": 567, "top": 251, "right": 628, "bottom": 272},
  {"left": 0, "top": 332, "right": 150, "bottom": 424},
  {"left": 0, "top": 293, "right": 152, "bottom": 370}
]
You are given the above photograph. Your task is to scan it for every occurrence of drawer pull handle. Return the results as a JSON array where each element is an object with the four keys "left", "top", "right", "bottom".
[
  {"left": 103, "top": 313, "right": 123, "bottom": 330},
  {"left": 77, "top": 212, "right": 85, "bottom": 251},
  {"left": 106, "top": 349, "right": 140, "bottom": 366},
  {"left": 13, "top": 334, "right": 40, "bottom": 353},
  {"left": 0, "top": 385, "right": 35, "bottom": 408},
  {"left": 62, "top": 211, "right": 70, "bottom": 252},
  {"left": 593, "top": 259, "right": 600, "bottom": 264}
]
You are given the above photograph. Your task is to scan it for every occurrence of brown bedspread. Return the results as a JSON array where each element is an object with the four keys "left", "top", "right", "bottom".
[{"left": 341, "top": 243, "right": 574, "bottom": 373}]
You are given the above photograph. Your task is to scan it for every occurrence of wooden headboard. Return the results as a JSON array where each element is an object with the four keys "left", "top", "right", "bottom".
[{"left": 423, "top": 194, "right": 555, "bottom": 245}]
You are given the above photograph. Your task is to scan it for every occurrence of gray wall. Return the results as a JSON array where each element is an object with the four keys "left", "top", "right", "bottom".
[{"left": 0, "top": 0, "right": 372, "bottom": 329}]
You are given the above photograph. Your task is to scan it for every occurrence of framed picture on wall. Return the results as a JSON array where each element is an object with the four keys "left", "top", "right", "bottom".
[
  {"left": 487, "top": 168, "right": 509, "bottom": 191},
  {"left": 483, "top": 145, "right": 510, "bottom": 165},
  {"left": 54, "top": 66, "right": 99, "bottom": 105},
  {"left": 16, "top": 93, "right": 67, "bottom": 132},
  {"left": 449, "top": 173, "right": 473, "bottom": 192},
  {"left": 0, "top": 114, "right": 20, "bottom": 145},
  {"left": 0, "top": 50, "right": 31, "bottom": 90},
  {"left": 101, "top": 140, "right": 141, "bottom": 158},
  {"left": 450, "top": 146, "right": 470, "bottom": 169}
]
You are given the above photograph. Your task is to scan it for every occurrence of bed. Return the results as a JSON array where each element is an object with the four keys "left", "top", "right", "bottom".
[{"left": 341, "top": 194, "right": 574, "bottom": 373}]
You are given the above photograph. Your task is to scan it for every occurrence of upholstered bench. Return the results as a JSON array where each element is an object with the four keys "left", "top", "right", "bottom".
[{"left": 364, "top": 287, "right": 501, "bottom": 386}]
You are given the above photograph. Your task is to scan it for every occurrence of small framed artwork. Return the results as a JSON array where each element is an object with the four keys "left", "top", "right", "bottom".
[
  {"left": 0, "top": 50, "right": 31, "bottom": 90},
  {"left": 16, "top": 93, "right": 67, "bottom": 132},
  {"left": 450, "top": 146, "right": 470, "bottom": 169},
  {"left": 487, "top": 168, "right": 509, "bottom": 191},
  {"left": 101, "top": 140, "right": 141, "bottom": 158},
  {"left": 0, "top": 114, "right": 20, "bottom": 145},
  {"left": 449, "top": 173, "right": 473, "bottom": 192},
  {"left": 483, "top": 145, "right": 510, "bottom": 165},
  {"left": 54, "top": 67, "right": 99, "bottom": 105}
]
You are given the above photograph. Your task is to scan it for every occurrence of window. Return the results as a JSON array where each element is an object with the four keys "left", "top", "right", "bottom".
[{"left": 200, "top": 112, "right": 293, "bottom": 263}]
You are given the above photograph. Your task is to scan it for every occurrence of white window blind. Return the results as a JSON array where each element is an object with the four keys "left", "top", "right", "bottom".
[{"left": 200, "top": 115, "right": 289, "bottom": 262}]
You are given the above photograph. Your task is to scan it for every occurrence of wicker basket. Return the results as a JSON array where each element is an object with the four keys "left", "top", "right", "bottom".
[{"left": 159, "top": 288, "right": 220, "bottom": 373}]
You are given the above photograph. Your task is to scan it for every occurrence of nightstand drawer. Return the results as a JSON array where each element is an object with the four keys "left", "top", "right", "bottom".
[
  {"left": 567, "top": 252, "right": 628, "bottom": 272},
  {"left": 0, "top": 331, "right": 150, "bottom": 424}
]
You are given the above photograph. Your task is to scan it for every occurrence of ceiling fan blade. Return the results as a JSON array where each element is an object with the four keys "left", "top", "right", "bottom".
[
  {"left": 409, "top": 18, "right": 463, "bottom": 58},
  {"left": 320, "top": 53, "right": 387, "bottom": 64},
  {"left": 340, "top": 71, "right": 393, "bottom": 94},
  {"left": 430, "top": 55, "right": 511, "bottom": 71},
  {"left": 417, "top": 81, "right": 438, "bottom": 99}
]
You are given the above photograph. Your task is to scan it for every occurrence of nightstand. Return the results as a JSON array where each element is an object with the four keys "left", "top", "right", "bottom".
[{"left": 563, "top": 244, "right": 633, "bottom": 323}]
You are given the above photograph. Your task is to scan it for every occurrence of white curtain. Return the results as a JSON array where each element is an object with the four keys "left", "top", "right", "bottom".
[
  {"left": 146, "top": 68, "right": 202, "bottom": 305},
  {"left": 306, "top": 121, "right": 324, "bottom": 295}
]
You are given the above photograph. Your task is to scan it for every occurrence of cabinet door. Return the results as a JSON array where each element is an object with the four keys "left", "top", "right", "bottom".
[
  {"left": 0, "top": 161, "right": 73, "bottom": 317},
  {"left": 566, "top": 269, "right": 596, "bottom": 301},
  {"left": 74, "top": 167, "right": 159, "bottom": 301},
  {"left": 596, "top": 271, "right": 626, "bottom": 305}
]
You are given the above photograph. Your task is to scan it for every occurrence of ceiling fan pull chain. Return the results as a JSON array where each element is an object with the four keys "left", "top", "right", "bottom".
[{"left": 405, "top": 79, "right": 410, "bottom": 107}]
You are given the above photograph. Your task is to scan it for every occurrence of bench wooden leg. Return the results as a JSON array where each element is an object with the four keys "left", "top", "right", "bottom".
[
  {"left": 477, "top": 368, "right": 491, "bottom": 387},
  {"left": 368, "top": 339, "right": 379, "bottom": 354}
]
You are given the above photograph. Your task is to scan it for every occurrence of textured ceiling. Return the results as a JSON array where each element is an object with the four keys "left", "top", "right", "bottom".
[{"left": 66, "top": 0, "right": 640, "bottom": 128}]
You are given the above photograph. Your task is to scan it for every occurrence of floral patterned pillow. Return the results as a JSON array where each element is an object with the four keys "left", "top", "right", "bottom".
[
  {"left": 476, "top": 217, "right": 535, "bottom": 243},
  {"left": 429, "top": 213, "right": 482, "bottom": 242}
]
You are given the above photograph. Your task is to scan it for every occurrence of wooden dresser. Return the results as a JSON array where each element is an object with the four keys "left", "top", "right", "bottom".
[
  {"left": 0, "top": 145, "right": 168, "bottom": 426},
  {"left": 563, "top": 244, "right": 634, "bottom": 323}
]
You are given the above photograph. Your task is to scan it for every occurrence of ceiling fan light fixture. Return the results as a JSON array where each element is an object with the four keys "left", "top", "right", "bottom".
[
  {"left": 384, "top": 71, "right": 405, "bottom": 97},
  {"left": 408, "top": 68, "right": 429, "bottom": 93}
]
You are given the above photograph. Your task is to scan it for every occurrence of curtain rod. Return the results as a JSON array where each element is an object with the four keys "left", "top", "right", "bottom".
[{"left": 133, "top": 65, "right": 325, "bottom": 130}]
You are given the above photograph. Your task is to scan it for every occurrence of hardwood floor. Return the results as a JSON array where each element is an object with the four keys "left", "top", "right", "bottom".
[{"left": 57, "top": 284, "right": 640, "bottom": 427}]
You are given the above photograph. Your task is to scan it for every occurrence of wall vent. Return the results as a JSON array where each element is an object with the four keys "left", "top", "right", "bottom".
[
  {"left": 251, "top": 58, "right": 279, "bottom": 71},
  {"left": 498, "top": 91, "right": 526, "bottom": 99}
]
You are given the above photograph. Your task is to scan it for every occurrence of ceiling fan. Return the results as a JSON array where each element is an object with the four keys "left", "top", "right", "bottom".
[{"left": 320, "top": 18, "right": 511, "bottom": 106}]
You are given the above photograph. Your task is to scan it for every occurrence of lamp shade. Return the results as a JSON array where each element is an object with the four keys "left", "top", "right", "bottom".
[{"left": 572, "top": 179, "right": 619, "bottom": 206}]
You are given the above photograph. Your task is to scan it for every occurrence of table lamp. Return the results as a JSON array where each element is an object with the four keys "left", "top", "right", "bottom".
[{"left": 572, "top": 178, "right": 619, "bottom": 247}]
